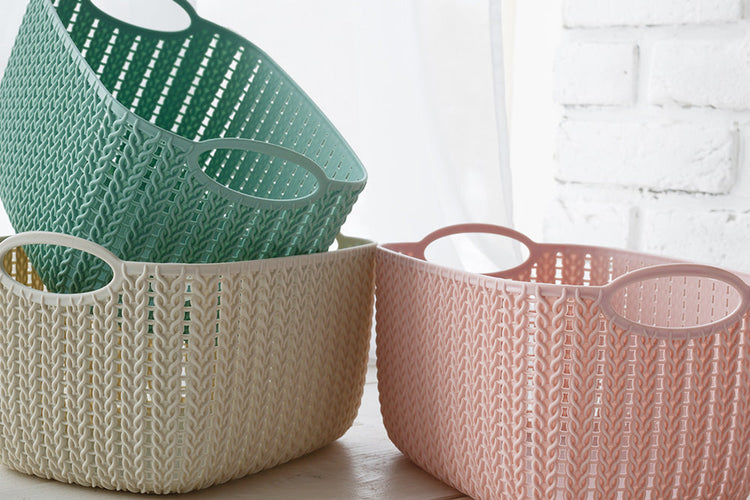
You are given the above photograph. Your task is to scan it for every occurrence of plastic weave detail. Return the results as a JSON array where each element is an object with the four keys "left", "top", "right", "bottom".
[
  {"left": 0, "top": 240, "right": 375, "bottom": 494},
  {"left": 376, "top": 240, "right": 750, "bottom": 500},
  {"left": 0, "top": 0, "right": 366, "bottom": 293}
]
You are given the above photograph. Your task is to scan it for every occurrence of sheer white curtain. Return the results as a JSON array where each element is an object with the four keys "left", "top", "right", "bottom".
[
  {"left": 0, "top": 0, "right": 516, "bottom": 268},
  {"left": 197, "top": 0, "right": 516, "bottom": 267}
]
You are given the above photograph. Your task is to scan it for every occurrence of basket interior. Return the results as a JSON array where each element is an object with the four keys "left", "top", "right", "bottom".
[
  {"left": 52, "top": 0, "right": 364, "bottom": 198},
  {"left": 499, "top": 245, "right": 744, "bottom": 329},
  {"left": 2, "top": 245, "right": 45, "bottom": 292},
  {"left": 610, "top": 274, "right": 742, "bottom": 329},
  {"left": 495, "top": 245, "right": 669, "bottom": 287}
]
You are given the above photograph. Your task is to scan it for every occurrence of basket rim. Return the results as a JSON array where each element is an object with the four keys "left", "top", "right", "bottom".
[
  {"left": 379, "top": 231, "right": 750, "bottom": 294},
  {"left": 3, "top": 232, "right": 375, "bottom": 275},
  {"left": 378, "top": 240, "right": 679, "bottom": 295},
  {"left": 378, "top": 229, "right": 750, "bottom": 340},
  {"left": 0, "top": 232, "right": 375, "bottom": 306}
]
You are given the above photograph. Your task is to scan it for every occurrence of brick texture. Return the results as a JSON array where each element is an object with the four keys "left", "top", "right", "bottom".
[
  {"left": 552, "top": 0, "right": 748, "bottom": 271},
  {"left": 544, "top": 197, "right": 635, "bottom": 248},
  {"left": 641, "top": 208, "right": 750, "bottom": 271},
  {"left": 735, "top": 124, "right": 750, "bottom": 197},
  {"left": 557, "top": 120, "right": 736, "bottom": 194},
  {"left": 563, "top": 0, "right": 742, "bottom": 27},
  {"left": 650, "top": 40, "right": 750, "bottom": 110},
  {"left": 556, "top": 42, "right": 637, "bottom": 106}
]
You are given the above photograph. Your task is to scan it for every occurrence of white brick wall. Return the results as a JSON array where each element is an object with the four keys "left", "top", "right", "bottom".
[
  {"left": 551, "top": 0, "right": 750, "bottom": 273},
  {"left": 650, "top": 39, "right": 750, "bottom": 109},
  {"left": 641, "top": 208, "right": 750, "bottom": 271},
  {"left": 557, "top": 120, "right": 736, "bottom": 193},
  {"left": 563, "top": 0, "right": 742, "bottom": 28},
  {"left": 544, "top": 198, "right": 636, "bottom": 248},
  {"left": 555, "top": 42, "right": 637, "bottom": 105}
]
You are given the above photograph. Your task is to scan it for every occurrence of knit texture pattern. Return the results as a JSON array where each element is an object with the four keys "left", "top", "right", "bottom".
[
  {"left": 376, "top": 243, "right": 750, "bottom": 500},
  {"left": 0, "top": 239, "right": 375, "bottom": 494},
  {"left": 0, "top": 0, "right": 366, "bottom": 293}
]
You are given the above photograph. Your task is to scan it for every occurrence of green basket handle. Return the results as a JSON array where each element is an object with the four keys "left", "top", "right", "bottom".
[
  {"left": 186, "top": 138, "right": 334, "bottom": 208},
  {"left": 171, "top": 0, "right": 201, "bottom": 26}
]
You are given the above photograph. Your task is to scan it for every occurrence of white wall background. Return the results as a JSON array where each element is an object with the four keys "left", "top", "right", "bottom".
[
  {"left": 549, "top": 0, "right": 750, "bottom": 273},
  {"left": 194, "top": 0, "right": 513, "bottom": 250},
  {"left": 507, "top": 0, "right": 561, "bottom": 242}
]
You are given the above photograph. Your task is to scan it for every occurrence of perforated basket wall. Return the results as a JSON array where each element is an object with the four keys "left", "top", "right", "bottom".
[
  {"left": 0, "top": 0, "right": 367, "bottom": 294},
  {"left": 376, "top": 224, "right": 750, "bottom": 500},
  {"left": 0, "top": 233, "right": 375, "bottom": 494}
]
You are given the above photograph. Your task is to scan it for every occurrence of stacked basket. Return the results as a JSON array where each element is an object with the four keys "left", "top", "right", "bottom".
[
  {"left": 0, "top": 0, "right": 368, "bottom": 294},
  {"left": 0, "top": 0, "right": 373, "bottom": 494}
]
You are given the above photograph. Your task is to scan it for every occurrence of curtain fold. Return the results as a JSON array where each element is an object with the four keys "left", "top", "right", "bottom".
[{"left": 197, "top": 0, "right": 516, "bottom": 267}]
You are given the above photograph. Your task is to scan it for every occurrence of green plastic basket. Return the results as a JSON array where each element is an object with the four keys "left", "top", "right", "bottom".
[{"left": 0, "top": 0, "right": 367, "bottom": 293}]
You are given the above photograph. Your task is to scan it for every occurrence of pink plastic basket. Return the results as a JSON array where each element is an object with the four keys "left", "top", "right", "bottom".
[{"left": 376, "top": 224, "right": 750, "bottom": 500}]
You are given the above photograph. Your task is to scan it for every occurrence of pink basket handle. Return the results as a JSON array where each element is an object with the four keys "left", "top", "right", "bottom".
[
  {"left": 385, "top": 223, "right": 538, "bottom": 270},
  {"left": 599, "top": 263, "right": 750, "bottom": 341}
]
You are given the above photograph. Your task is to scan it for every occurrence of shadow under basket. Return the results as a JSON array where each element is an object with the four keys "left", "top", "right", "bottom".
[
  {"left": 376, "top": 223, "right": 750, "bottom": 500},
  {"left": 0, "top": 232, "right": 375, "bottom": 494}
]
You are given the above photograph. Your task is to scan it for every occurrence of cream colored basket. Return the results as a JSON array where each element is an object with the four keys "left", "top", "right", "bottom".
[{"left": 0, "top": 232, "right": 375, "bottom": 494}]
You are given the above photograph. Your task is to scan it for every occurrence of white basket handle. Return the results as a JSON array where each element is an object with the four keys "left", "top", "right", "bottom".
[
  {"left": 599, "top": 263, "right": 750, "bottom": 341},
  {"left": 186, "top": 138, "right": 337, "bottom": 208},
  {"left": 384, "top": 223, "right": 538, "bottom": 277},
  {"left": 0, "top": 232, "right": 125, "bottom": 306}
]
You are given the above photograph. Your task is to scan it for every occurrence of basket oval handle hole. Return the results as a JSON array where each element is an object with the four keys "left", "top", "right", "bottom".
[
  {"left": 602, "top": 264, "right": 750, "bottom": 340},
  {"left": 194, "top": 144, "right": 325, "bottom": 203},
  {"left": 423, "top": 232, "right": 531, "bottom": 276},
  {"left": 21, "top": 243, "right": 115, "bottom": 294},
  {"left": 0, "top": 233, "right": 125, "bottom": 306},
  {"left": 0, "top": 241, "right": 45, "bottom": 292},
  {"left": 385, "top": 224, "right": 538, "bottom": 277},
  {"left": 89, "top": 0, "right": 195, "bottom": 33}
]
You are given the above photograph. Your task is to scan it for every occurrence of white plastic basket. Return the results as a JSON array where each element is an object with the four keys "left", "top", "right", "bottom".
[{"left": 0, "top": 232, "right": 375, "bottom": 494}]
